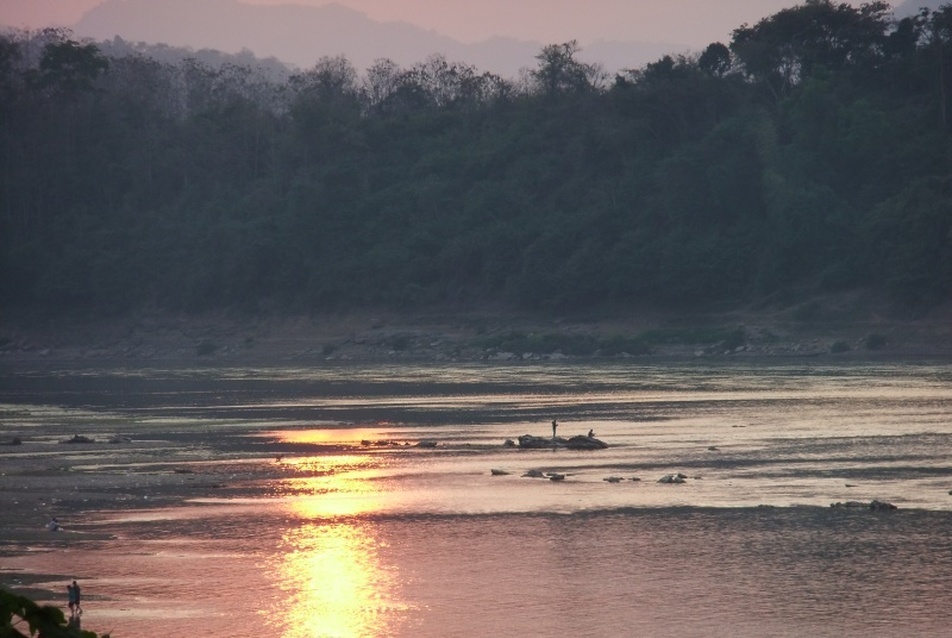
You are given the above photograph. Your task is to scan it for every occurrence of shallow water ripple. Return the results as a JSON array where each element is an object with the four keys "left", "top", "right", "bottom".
[{"left": 2, "top": 360, "right": 951, "bottom": 636}]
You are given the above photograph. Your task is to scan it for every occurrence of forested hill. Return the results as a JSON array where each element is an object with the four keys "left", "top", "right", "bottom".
[{"left": 1, "top": 0, "right": 951, "bottom": 318}]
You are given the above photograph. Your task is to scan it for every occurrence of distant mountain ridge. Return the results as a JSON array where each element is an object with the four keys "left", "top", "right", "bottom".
[{"left": 71, "top": 0, "right": 684, "bottom": 77}]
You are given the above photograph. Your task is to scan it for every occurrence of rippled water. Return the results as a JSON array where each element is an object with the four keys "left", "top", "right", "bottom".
[{"left": 2, "top": 360, "right": 952, "bottom": 637}]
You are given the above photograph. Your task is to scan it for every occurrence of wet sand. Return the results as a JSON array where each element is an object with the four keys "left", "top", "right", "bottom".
[{"left": 0, "top": 418, "right": 283, "bottom": 552}]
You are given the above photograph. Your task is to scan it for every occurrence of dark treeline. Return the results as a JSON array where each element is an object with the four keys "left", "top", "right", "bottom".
[{"left": 2, "top": 0, "right": 952, "bottom": 315}]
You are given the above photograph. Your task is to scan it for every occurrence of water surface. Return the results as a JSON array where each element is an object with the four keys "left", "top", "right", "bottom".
[{"left": 2, "top": 360, "right": 951, "bottom": 637}]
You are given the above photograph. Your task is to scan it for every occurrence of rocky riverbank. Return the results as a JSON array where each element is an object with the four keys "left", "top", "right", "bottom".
[{"left": 2, "top": 293, "right": 952, "bottom": 365}]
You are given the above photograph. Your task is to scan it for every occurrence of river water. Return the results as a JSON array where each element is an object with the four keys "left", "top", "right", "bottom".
[{"left": 2, "top": 360, "right": 952, "bottom": 637}]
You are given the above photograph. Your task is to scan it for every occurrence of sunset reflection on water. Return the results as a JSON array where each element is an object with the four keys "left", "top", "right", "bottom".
[
  {"left": 263, "top": 448, "right": 413, "bottom": 638},
  {"left": 267, "top": 520, "right": 409, "bottom": 638},
  {"left": 4, "top": 362, "right": 952, "bottom": 637}
]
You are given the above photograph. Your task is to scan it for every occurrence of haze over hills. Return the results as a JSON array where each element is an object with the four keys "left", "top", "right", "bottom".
[
  {"left": 894, "top": 0, "right": 948, "bottom": 15},
  {"left": 70, "top": 0, "right": 687, "bottom": 77}
]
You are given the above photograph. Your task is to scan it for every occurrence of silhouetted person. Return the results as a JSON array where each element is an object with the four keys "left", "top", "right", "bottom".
[
  {"left": 67, "top": 584, "right": 77, "bottom": 616},
  {"left": 552, "top": 419, "right": 558, "bottom": 439},
  {"left": 71, "top": 580, "right": 82, "bottom": 616},
  {"left": 588, "top": 429, "right": 594, "bottom": 438}
]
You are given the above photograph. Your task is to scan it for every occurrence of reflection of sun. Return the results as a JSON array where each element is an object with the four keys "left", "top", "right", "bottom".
[
  {"left": 281, "top": 454, "right": 391, "bottom": 518},
  {"left": 266, "top": 521, "right": 409, "bottom": 638},
  {"left": 273, "top": 429, "right": 379, "bottom": 446},
  {"left": 261, "top": 451, "right": 413, "bottom": 637}
]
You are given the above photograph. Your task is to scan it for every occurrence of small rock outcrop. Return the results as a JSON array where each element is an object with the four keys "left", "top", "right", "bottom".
[
  {"left": 517, "top": 434, "right": 563, "bottom": 448},
  {"left": 830, "top": 500, "right": 897, "bottom": 510},
  {"left": 565, "top": 435, "right": 608, "bottom": 450},
  {"left": 516, "top": 434, "right": 608, "bottom": 449}
]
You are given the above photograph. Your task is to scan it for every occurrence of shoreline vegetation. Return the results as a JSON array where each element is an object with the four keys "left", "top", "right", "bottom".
[
  {"left": 0, "top": 587, "right": 106, "bottom": 638},
  {"left": 3, "top": 2, "right": 952, "bottom": 322}
]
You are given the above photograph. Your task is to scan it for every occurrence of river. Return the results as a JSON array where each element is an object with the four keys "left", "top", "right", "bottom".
[{"left": 1, "top": 359, "right": 951, "bottom": 637}]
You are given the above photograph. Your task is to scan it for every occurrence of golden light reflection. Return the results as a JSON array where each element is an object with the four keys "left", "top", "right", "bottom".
[
  {"left": 260, "top": 446, "right": 414, "bottom": 637},
  {"left": 264, "top": 520, "right": 411, "bottom": 638},
  {"left": 273, "top": 429, "right": 382, "bottom": 446},
  {"left": 284, "top": 455, "right": 389, "bottom": 519}
]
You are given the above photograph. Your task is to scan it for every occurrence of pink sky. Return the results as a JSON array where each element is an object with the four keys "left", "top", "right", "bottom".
[{"left": 1, "top": 0, "right": 826, "bottom": 47}]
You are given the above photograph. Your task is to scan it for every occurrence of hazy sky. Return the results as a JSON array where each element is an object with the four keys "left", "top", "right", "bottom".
[{"left": 2, "top": 0, "right": 837, "bottom": 48}]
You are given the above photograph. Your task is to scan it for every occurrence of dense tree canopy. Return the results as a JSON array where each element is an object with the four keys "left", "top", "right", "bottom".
[{"left": 1, "top": 1, "right": 951, "bottom": 316}]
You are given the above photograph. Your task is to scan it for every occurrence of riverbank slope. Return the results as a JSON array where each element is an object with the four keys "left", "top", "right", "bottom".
[{"left": 2, "top": 291, "right": 951, "bottom": 364}]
